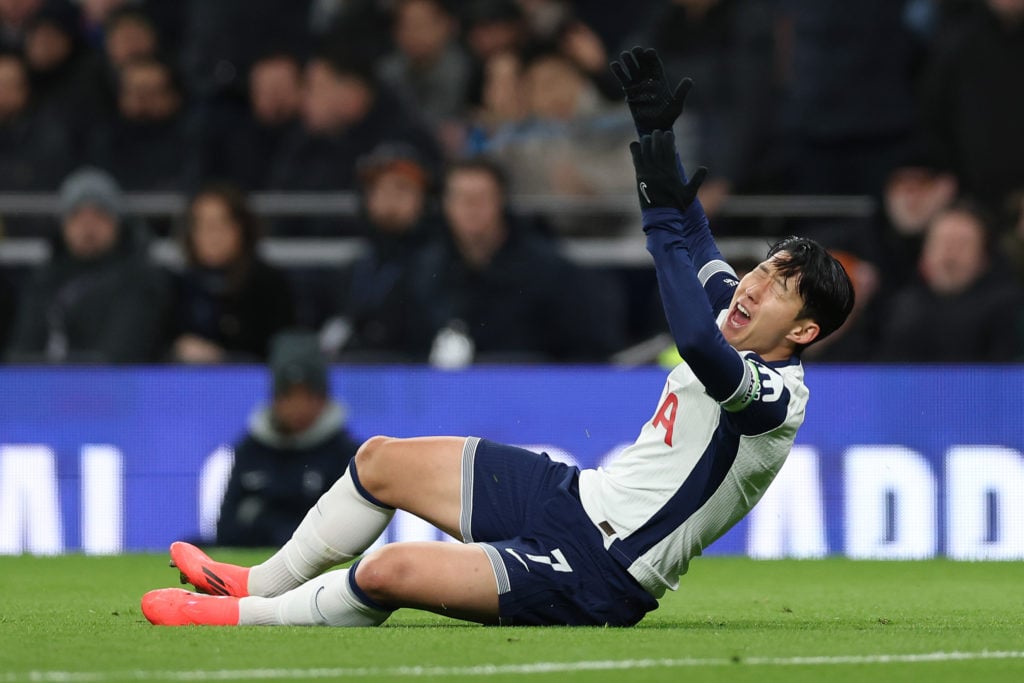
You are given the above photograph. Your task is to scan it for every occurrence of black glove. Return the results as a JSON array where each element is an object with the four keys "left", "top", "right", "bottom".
[
  {"left": 610, "top": 46, "right": 692, "bottom": 134},
  {"left": 629, "top": 130, "right": 707, "bottom": 210}
]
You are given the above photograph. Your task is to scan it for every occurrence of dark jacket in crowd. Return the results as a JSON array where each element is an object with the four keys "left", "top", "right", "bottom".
[
  {"left": 920, "top": 7, "right": 1024, "bottom": 210},
  {"left": 0, "top": 107, "right": 74, "bottom": 235},
  {"left": 7, "top": 244, "right": 170, "bottom": 363},
  {"left": 411, "top": 224, "right": 623, "bottom": 362},
  {"left": 202, "top": 108, "right": 300, "bottom": 191},
  {"left": 0, "top": 108, "right": 74, "bottom": 192},
  {"left": 25, "top": 3, "right": 102, "bottom": 163},
  {"left": 88, "top": 115, "right": 200, "bottom": 192},
  {"left": 332, "top": 215, "right": 439, "bottom": 360},
  {"left": 168, "top": 259, "right": 295, "bottom": 361},
  {"left": 875, "top": 272, "right": 1023, "bottom": 362},
  {"left": 216, "top": 400, "right": 359, "bottom": 547}
]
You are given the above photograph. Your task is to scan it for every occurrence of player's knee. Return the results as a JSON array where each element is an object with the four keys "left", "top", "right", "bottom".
[
  {"left": 353, "top": 546, "right": 414, "bottom": 603},
  {"left": 353, "top": 435, "right": 401, "bottom": 493}
]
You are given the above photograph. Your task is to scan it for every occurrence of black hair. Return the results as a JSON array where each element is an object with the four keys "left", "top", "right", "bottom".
[
  {"left": 313, "top": 43, "right": 377, "bottom": 88},
  {"left": 766, "top": 236, "right": 855, "bottom": 350},
  {"left": 519, "top": 39, "right": 582, "bottom": 76}
]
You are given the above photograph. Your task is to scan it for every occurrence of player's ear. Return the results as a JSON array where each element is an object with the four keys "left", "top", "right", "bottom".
[{"left": 786, "top": 320, "right": 820, "bottom": 347}]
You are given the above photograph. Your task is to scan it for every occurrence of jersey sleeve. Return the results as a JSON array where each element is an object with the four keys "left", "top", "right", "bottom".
[
  {"left": 643, "top": 213, "right": 747, "bottom": 403},
  {"left": 646, "top": 159, "right": 739, "bottom": 315}
]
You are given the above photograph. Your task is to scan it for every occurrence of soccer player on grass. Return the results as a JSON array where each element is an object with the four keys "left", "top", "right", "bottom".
[{"left": 142, "top": 47, "right": 854, "bottom": 628}]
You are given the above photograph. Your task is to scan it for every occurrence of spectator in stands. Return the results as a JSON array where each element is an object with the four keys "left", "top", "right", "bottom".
[
  {"left": 919, "top": 0, "right": 1024, "bottom": 213},
  {"left": 463, "top": 49, "right": 526, "bottom": 155},
  {"left": 378, "top": 0, "right": 471, "bottom": 131},
  {"left": 90, "top": 5, "right": 160, "bottom": 116},
  {"left": 0, "top": 48, "right": 73, "bottom": 187},
  {"left": 0, "top": 49, "right": 73, "bottom": 232},
  {"left": 22, "top": 1, "right": 98, "bottom": 163},
  {"left": 217, "top": 331, "right": 360, "bottom": 547},
  {"left": 320, "top": 143, "right": 439, "bottom": 361},
  {"left": 463, "top": 0, "right": 529, "bottom": 64},
  {"left": 104, "top": 5, "right": 158, "bottom": 63},
  {"left": 481, "top": 45, "right": 636, "bottom": 235},
  {"left": 875, "top": 202, "right": 1023, "bottom": 362},
  {"left": 179, "top": 0, "right": 312, "bottom": 102},
  {"left": 0, "top": 0, "right": 42, "bottom": 50},
  {"left": 268, "top": 46, "right": 439, "bottom": 234},
  {"left": 23, "top": 2, "right": 93, "bottom": 111},
  {"left": 205, "top": 51, "right": 304, "bottom": 190},
  {"left": 79, "top": 0, "right": 132, "bottom": 43},
  {"left": 461, "top": 0, "right": 530, "bottom": 111},
  {"left": 876, "top": 151, "right": 958, "bottom": 291},
  {"left": 88, "top": 55, "right": 199, "bottom": 192},
  {"left": 412, "top": 158, "right": 624, "bottom": 366},
  {"left": 6, "top": 167, "right": 169, "bottom": 363},
  {"left": 167, "top": 183, "right": 294, "bottom": 363},
  {"left": 516, "top": 0, "right": 621, "bottom": 100}
]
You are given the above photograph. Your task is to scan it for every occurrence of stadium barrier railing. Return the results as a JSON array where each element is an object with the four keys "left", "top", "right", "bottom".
[{"left": 0, "top": 191, "right": 875, "bottom": 267}]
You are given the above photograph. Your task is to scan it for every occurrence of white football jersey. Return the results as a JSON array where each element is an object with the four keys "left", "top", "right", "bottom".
[{"left": 578, "top": 349, "right": 808, "bottom": 598}]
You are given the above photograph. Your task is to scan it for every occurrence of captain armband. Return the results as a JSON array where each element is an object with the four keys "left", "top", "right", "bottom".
[
  {"left": 696, "top": 260, "right": 738, "bottom": 288},
  {"left": 720, "top": 358, "right": 761, "bottom": 412}
]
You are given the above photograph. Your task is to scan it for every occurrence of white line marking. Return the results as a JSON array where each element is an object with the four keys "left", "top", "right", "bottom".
[{"left": 4, "top": 651, "right": 1023, "bottom": 682}]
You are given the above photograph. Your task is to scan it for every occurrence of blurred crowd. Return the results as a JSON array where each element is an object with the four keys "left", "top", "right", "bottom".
[{"left": 0, "top": 0, "right": 1023, "bottom": 364}]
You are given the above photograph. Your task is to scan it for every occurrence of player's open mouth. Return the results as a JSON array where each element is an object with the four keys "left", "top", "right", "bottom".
[{"left": 727, "top": 303, "right": 752, "bottom": 328}]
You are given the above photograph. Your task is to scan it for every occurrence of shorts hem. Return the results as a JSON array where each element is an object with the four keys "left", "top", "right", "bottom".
[{"left": 477, "top": 542, "right": 511, "bottom": 595}]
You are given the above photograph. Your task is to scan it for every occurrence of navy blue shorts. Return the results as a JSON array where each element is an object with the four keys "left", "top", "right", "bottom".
[{"left": 459, "top": 437, "right": 658, "bottom": 626}]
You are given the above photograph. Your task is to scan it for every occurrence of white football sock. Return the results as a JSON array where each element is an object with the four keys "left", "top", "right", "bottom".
[
  {"left": 239, "top": 566, "right": 392, "bottom": 627},
  {"left": 248, "top": 465, "right": 394, "bottom": 597}
]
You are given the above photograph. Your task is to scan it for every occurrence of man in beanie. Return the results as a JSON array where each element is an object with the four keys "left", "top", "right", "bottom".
[
  {"left": 216, "top": 332, "right": 361, "bottom": 547},
  {"left": 320, "top": 142, "right": 440, "bottom": 361},
  {"left": 6, "top": 166, "right": 169, "bottom": 363}
]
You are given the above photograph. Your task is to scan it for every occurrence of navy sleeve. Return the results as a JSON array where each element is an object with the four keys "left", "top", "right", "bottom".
[
  {"left": 643, "top": 212, "right": 746, "bottom": 402},
  {"left": 653, "top": 152, "right": 740, "bottom": 315}
]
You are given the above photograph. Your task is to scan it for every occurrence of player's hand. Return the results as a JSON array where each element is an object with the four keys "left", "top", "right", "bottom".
[
  {"left": 610, "top": 46, "right": 692, "bottom": 134},
  {"left": 629, "top": 130, "right": 707, "bottom": 211}
]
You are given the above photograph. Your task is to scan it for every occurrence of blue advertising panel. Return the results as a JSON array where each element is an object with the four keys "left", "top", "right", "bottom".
[{"left": 1, "top": 365, "right": 1022, "bottom": 559}]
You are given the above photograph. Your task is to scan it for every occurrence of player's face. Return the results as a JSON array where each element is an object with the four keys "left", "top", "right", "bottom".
[{"left": 721, "top": 253, "right": 819, "bottom": 361}]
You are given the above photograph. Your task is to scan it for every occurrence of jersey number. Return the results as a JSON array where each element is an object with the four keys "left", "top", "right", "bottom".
[
  {"left": 652, "top": 393, "right": 678, "bottom": 446},
  {"left": 505, "top": 548, "right": 574, "bottom": 573}
]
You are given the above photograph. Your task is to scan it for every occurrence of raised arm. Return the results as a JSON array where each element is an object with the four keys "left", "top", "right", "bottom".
[
  {"left": 611, "top": 47, "right": 737, "bottom": 312},
  {"left": 629, "top": 132, "right": 746, "bottom": 400},
  {"left": 632, "top": 131, "right": 793, "bottom": 433}
]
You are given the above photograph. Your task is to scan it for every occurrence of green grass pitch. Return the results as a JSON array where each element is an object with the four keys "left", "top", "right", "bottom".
[{"left": 0, "top": 552, "right": 1021, "bottom": 683}]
